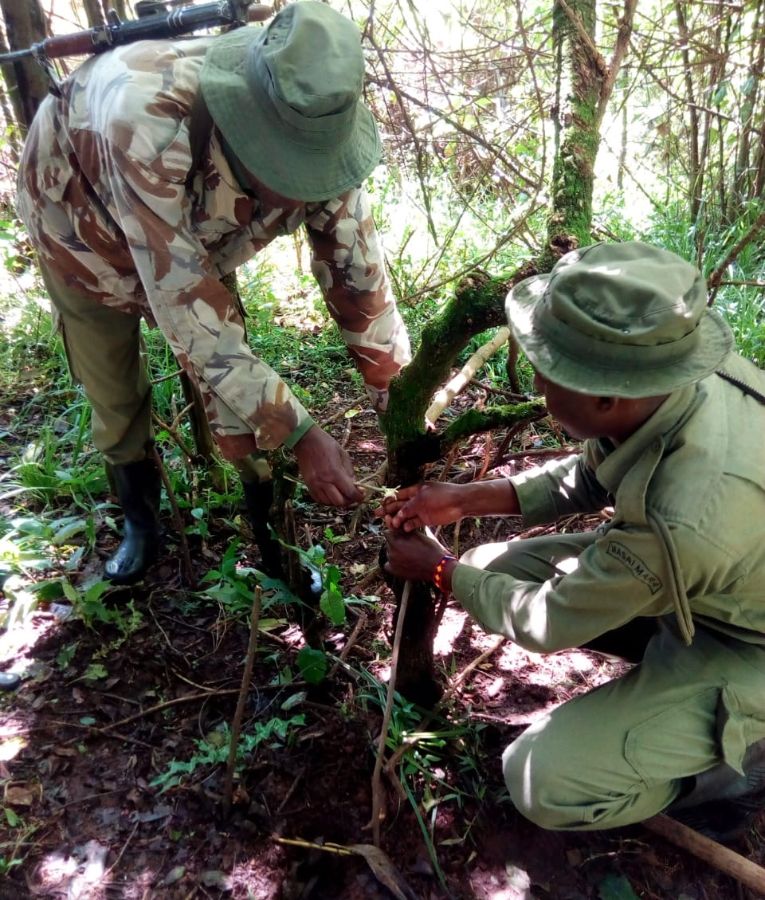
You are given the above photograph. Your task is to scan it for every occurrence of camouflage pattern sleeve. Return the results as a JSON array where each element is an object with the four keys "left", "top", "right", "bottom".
[
  {"left": 305, "top": 188, "right": 411, "bottom": 409},
  {"left": 17, "top": 39, "right": 315, "bottom": 457}
]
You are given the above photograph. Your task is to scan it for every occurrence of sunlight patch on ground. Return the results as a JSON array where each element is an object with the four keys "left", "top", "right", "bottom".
[
  {"left": 36, "top": 840, "right": 112, "bottom": 898},
  {"left": 0, "top": 721, "right": 28, "bottom": 760},
  {"left": 0, "top": 599, "right": 44, "bottom": 664},
  {"left": 433, "top": 606, "right": 467, "bottom": 657},
  {"left": 230, "top": 859, "right": 283, "bottom": 897}
]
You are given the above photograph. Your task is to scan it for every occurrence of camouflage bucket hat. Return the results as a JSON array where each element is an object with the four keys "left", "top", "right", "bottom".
[
  {"left": 200, "top": 1, "right": 380, "bottom": 201},
  {"left": 505, "top": 241, "right": 734, "bottom": 398}
]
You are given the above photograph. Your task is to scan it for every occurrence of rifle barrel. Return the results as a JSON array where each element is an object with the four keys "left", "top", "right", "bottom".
[
  {"left": 0, "top": 1, "right": 272, "bottom": 66},
  {"left": 0, "top": 47, "right": 34, "bottom": 65}
]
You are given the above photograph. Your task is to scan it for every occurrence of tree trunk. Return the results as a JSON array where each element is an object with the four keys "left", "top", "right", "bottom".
[
  {"left": 543, "top": 0, "right": 601, "bottom": 267},
  {"left": 0, "top": 0, "right": 49, "bottom": 131},
  {"left": 379, "top": 0, "right": 637, "bottom": 705},
  {"left": 81, "top": 0, "right": 106, "bottom": 28},
  {"left": 380, "top": 271, "right": 542, "bottom": 706}
]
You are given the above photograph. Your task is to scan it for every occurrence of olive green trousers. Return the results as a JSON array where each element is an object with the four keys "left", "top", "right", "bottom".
[
  {"left": 41, "top": 266, "right": 265, "bottom": 481},
  {"left": 41, "top": 266, "right": 153, "bottom": 465},
  {"left": 461, "top": 533, "right": 765, "bottom": 830}
]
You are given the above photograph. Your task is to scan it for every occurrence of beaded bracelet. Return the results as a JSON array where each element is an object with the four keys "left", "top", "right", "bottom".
[{"left": 432, "top": 554, "right": 457, "bottom": 593}]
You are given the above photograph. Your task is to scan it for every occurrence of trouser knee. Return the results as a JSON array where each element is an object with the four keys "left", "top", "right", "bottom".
[
  {"left": 502, "top": 723, "right": 623, "bottom": 831},
  {"left": 501, "top": 732, "right": 565, "bottom": 830},
  {"left": 40, "top": 264, "right": 153, "bottom": 465}
]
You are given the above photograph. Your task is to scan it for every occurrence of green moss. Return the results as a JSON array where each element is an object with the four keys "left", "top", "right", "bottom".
[
  {"left": 441, "top": 401, "right": 546, "bottom": 448},
  {"left": 544, "top": 0, "right": 600, "bottom": 262},
  {"left": 381, "top": 273, "right": 508, "bottom": 455}
]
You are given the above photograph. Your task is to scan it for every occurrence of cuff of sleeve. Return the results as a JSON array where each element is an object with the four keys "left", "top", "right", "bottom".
[
  {"left": 452, "top": 563, "right": 518, "bottom": 642},
  {"left": 509, "top": 472, "right": 559, "bottom": 527},
  {"left": 451, "top": 563, "right": 488, "bottom": 618},
  {"left": 283, "top": 416, "right": 316, "bottom": 450}
]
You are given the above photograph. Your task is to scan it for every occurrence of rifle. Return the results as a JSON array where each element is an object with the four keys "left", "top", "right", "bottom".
[{"left": 0, "top": 0, "right": 272, "bottom": 67}]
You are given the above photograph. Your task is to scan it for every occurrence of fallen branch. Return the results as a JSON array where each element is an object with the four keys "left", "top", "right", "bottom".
[
  {"left": 222, "top": 585, "right": 263, "bottom": 817},
  {"left": 643, "top": 813, "right": 765, "bottom": 895},
  {"left": 87, "top": 689, "right": 239, "bottom": 735},
  {"left": 426, "top": 327, "right": 510, "bottom": 425}
]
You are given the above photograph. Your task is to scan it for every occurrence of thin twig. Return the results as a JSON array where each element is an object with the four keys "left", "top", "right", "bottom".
[
  {"left": 275, "top": 767, "right": 306, "bottom": 815},
  {"left": 151, "top": 411, "right": 196, "bottom": 462},
  {"left": 469, "top": 379, "right": 529, "bottom": 403},
  {"left": 151, "top": 445, "right": 196, "bottom": 587},
  {"left": 104, "top": 821, "right": 140, "bottom": 878},
  {"left": 383, "top": 637, "right": 505, "bottom": 777},
  {"left": 151, "top": 368, "right": 184, "bottom": 385},
  {"left": 328, "top": 613, "right": 368, "bottom": 680},
  {"left": 502, "top": 446, "right": 577, "bottom": 462},
  {"left": 52, "top": 719, "right": 155, "bottom": 750},
  {"left": 442, "top": 636, "right": 506, "bottom": 702},
  {"left": 222, "top": 585, "right": 263, "bottom": 816},
  {"left": 84, "top": 689, "right": 239, "bottom": 736},
  {"left": 370, "top": 580, "right": 412, "bottom": 846}
]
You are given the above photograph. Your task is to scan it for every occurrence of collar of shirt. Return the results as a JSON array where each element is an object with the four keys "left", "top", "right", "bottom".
[{"left": 590, "top": 383, "right": 700, "bottom": 496}]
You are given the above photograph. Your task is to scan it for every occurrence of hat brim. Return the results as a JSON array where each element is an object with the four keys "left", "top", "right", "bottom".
[
  {"left": 506, "top": 272, "right": 734, "bottom": 398},
  {"left": 200, "top": 27, "right": 381, "bottom": 202}
]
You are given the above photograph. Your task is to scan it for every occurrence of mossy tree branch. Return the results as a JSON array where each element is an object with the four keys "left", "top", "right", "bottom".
[{"left": 381, "top": 271, "right": 509, "bottom": 464}]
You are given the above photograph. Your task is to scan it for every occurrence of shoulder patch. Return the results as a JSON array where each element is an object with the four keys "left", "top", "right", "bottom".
[{"left": 606, "top": 541, "right": 663, "bottom": 594}]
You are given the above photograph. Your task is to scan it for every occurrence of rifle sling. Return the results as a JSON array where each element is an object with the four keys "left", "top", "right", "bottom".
[
  {"left": 715, "top": 370, "right": 765, "bottom": 405},
  {"left": 185, "top": 90, "right": 214, "bottom": 189}
]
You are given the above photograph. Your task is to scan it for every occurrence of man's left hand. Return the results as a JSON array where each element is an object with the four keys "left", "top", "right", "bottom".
[{"left": 384, "top": 528, "right": 450, "bottom": 583}]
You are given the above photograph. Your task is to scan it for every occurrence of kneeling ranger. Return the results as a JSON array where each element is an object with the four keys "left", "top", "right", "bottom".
[{"left": 384, "top": 241, "right": 765, "bottom": 839}]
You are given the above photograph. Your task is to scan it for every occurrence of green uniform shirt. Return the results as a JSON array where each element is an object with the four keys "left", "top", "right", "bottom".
[{"left": 452, "top": 353, "right": 765, "bottom": 653}]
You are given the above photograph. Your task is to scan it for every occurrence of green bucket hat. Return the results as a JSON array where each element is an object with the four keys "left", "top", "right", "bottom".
[
  {"left": 200, "top": 1, "right": 380, "bottom": 202},
  {"left": 505, "top": 241, "right": 734, "bottom": 398}
]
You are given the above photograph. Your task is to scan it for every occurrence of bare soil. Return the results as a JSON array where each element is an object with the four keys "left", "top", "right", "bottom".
[{"left": 1, "top": 393, "right": 763, "bottom": 900}]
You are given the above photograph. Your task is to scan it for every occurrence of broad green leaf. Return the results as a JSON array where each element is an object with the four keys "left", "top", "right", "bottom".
[
  {"left": 598, "top": 874, "right": 640, "bottom": 900},
  {"left": 297, "top": 648, "right": 328, "bottom": 684}
]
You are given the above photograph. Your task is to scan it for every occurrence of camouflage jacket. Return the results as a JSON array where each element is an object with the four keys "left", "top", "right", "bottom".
[{"left": 16, "top": 35, "right": 411, "bottom": 457}]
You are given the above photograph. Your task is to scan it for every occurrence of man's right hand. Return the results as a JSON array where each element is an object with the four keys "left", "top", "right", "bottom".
[
  {"left": 381, "top": 482, "right": 466, "bottom": 531},
  {"left": 382, "top": 478, "right": 522, "bottom": 531},
  {"left": 293, "top": 425, "right": 363, "bottom": 507}
]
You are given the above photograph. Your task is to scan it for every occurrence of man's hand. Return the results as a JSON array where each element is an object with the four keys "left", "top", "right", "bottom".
[
  {"left": 293, "top": 425, "right": 363, "bottom": 507},
  {"left": 385, "top": 528, "right": 451, "bottom": 583},
  {"left": 381, "top": 482, "right": 467, "bottom": 532}
]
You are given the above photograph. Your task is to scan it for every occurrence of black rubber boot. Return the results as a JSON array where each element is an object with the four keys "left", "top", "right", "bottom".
[
  {"left": 668, "top": 738, "right": 765, "bottom": 841},
  {"left": 104, "top": 457, "right": 161, "bottom": 584},
  {"left": 242, "top": 479, "right": 284, "bottom": 579}
]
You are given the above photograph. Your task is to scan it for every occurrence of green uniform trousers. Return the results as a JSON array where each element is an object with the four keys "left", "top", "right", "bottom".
[
  {"left": 41, "top": 265, "right": 153, "bottom": 466},
  {"left": 41, "top": 265, "right": 266, "bottom": 481},
  {"left": 461, "top": 533, "right": 765, "bottom": 831}
]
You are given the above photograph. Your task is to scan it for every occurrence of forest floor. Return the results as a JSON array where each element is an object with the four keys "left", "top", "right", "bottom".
[{"left": 2, "top": 381, "right": 765, "bottom": 900}]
